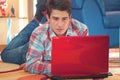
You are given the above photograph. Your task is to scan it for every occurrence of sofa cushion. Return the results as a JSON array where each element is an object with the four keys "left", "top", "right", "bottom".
[
  {"left": 71, "top": 0, "right": 84, "bottom": 9},
  {"left": 103, "top": 0, "right": 120, "bottom": 11}
]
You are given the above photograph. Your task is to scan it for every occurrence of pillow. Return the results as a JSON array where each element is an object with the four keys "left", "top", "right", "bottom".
[
  {"left": 0, "top": 62, "right": 20, "bottom": 73},
  {"left": 103, "top": 0, "right": 120, "bottom": 11}
]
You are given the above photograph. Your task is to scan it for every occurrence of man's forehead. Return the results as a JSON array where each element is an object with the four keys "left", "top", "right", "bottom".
[
  {"left": 50, "top": 11, "right": 70, "bottom": 18},
  {"left": 51, "top": 9, "right": 69, "bottom": 15}
]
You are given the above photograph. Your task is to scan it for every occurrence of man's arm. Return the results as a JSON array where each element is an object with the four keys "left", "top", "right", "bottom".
[{"left": 24, "top": 30, "right": 51, "bottom": 75}]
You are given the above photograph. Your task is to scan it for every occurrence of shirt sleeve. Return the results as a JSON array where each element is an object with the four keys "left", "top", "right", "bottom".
[
  {"left": 81, "top": 23, "right": 89, "bottom": 36},
  {"left": 72, "top": 19, "right": 89, "bottom": 36},
  {"left": 25, "top": 30, "right": 51, "bottom": 75}
]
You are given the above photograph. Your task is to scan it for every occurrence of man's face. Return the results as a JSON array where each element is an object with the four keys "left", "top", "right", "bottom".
[{"left": 48, "top": 9, "right": 71, "bottom": 36}]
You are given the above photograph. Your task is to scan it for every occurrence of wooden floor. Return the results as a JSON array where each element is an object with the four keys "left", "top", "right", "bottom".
[{"left": 0, "top": 48, "right": 120, "bottom": 80}]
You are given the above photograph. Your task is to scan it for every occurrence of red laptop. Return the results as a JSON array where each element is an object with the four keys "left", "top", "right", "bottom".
[{"left": 51, "top": 36, "right": 110, "bottom": 79}]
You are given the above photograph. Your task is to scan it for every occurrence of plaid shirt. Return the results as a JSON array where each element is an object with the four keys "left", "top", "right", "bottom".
[{"left": 25, "top": 19, "right": 88, "bottom": 75}]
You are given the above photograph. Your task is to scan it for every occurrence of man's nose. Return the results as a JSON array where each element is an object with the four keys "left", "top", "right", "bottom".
[{"left": 58, "top": 20, "right": 64, "bottom": 27}]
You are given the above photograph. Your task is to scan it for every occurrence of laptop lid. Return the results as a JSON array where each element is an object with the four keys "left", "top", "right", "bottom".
[{"left": 51, "top": 36, "right": 109, "bottom": 78}]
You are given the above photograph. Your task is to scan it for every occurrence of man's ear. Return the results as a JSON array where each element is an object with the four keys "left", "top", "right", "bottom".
[{"left": 46, "top": 14, "right": 50, "bottom": 22}]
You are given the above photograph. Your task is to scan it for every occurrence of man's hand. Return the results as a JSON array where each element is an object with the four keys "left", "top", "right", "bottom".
[{"left": 19, "top": 63, "right": 26, "bottom": 71}]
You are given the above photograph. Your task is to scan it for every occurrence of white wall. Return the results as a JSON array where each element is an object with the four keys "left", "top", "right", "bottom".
[{"left": 19, "top": 0, "right": 28, "bottom": 18}]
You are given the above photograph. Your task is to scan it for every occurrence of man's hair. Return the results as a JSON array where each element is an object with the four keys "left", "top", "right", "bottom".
[{"left": 46, "top": 0, "right": 72, "bottom": 17}]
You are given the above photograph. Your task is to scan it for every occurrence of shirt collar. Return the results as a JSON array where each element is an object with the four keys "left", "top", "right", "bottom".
[
  {"left": 49, "top": 25, "right": 56, "bottom": 40},
  {"left": 66, "top": 24, "right": 73, "bottom": 36}
]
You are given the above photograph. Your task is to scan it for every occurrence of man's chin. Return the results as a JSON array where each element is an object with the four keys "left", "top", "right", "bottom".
[{"left": 56, "top": 33, "right": 65, "bottom": 36}]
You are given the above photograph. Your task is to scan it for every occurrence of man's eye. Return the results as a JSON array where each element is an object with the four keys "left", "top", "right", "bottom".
[
  {"left": 63, "top": 18, "right": 68, "bottom": 21},
  {"left": 53, "top": 17, "right": 58, "bottom": 20}
]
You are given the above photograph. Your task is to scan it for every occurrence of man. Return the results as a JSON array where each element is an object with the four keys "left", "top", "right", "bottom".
[
  {"left": 1, "top": 0, "right": 47, "bottom": 64},
  {"left": 24, "top": 0, "right": 88, "bottom": 75}
]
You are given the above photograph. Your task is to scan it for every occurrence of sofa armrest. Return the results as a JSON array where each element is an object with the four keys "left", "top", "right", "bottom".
[{"left": 104, "top": 11, "right": 120, "bottom": 28}]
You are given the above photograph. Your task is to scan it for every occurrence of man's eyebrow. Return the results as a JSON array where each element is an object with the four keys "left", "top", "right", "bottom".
[
  {"left": 52, "top": 16, "right": 69, "bottom": 20},
  {"left": 52, "top": 16, "right": 58, "bottom": 18},
  {"left": 63, "top": 17, "right": 69, "bottom": 19}
]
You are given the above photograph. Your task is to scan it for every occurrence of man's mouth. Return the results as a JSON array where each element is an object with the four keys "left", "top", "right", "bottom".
[{"left": 56, "top": 29, "right": 64, "bottom": 32}]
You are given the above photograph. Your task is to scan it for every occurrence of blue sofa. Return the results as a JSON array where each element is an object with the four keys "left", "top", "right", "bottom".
[{"left": 71, "top": 0, "right": 119, "bottom": 48}]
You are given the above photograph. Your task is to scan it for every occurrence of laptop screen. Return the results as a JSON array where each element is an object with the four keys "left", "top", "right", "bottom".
[{"left": 51, "top": 36, "right": 109, "bottom": 78}]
